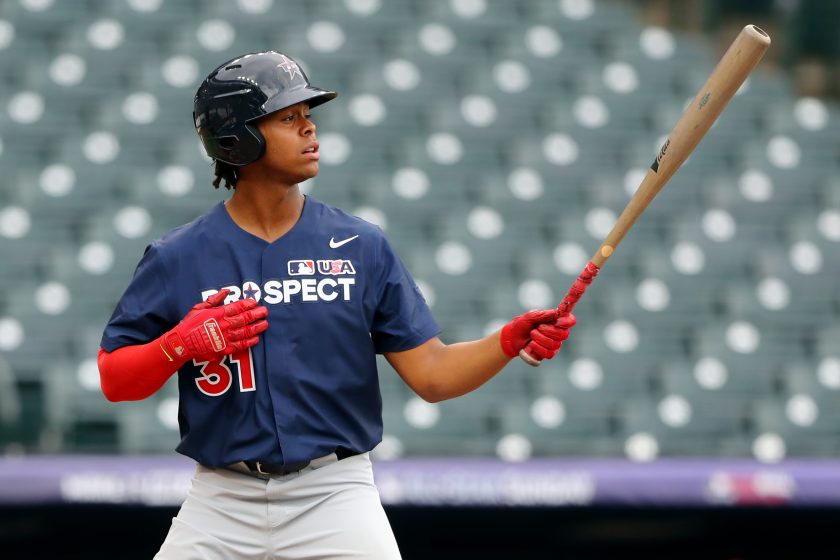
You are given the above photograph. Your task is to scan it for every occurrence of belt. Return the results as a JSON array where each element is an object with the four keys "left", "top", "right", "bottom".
[
  {"left": 245, "top": 459, "right": 311, "bottom": 476},
  {"left": 227, "top": 449, "right": 358, "bottom": 479}
]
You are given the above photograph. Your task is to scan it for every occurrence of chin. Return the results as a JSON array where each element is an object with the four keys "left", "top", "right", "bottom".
[
  {"left": 299, "top": 164, "right": 319, "bottom": 181},
  {"left": 276, "top": 167, "right": 318, "bottom": 186}
]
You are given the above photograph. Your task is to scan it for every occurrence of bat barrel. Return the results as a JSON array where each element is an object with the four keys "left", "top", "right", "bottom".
[{"left": 590, "top": 24, "right": 771, "bottom": 269}]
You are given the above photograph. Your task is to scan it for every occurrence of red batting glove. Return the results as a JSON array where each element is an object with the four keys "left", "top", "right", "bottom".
[
  {"left": 500, "top": 310, "right": 576, "bottom": 360},
  {"left": 160, "top": 289, "right": 269, "bottom": 363}
]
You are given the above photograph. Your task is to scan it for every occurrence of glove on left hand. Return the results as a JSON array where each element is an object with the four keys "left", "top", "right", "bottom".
[{"left": 162, "top": 289, "right": 269, "bottom": 362}]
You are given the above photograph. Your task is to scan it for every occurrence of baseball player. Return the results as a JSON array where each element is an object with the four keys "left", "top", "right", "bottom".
[{"left": 97, "top": 51, "right": 576, "bottom": 559}]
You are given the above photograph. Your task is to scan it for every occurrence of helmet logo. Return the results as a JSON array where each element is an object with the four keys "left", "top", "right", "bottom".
[{"left": 277, "top": 55, "right": 302, "bottom": 82}]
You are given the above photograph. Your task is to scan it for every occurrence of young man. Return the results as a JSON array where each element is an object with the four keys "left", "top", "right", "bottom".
[{"left": 98, "top": 51, "right": 576, "bottom": 559}]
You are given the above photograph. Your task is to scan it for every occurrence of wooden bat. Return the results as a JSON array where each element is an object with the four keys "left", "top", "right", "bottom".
[{"left": 520, "top": 24, "right": 771, "bottom": 366}]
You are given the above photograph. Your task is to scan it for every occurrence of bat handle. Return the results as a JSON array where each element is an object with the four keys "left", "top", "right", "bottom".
[{"left": 518, "top": 261, "right": 601, "bottom": 367}]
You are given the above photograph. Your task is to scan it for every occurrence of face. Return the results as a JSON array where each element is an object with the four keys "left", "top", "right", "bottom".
[{"left": 251, "top": 102, "right": 320, "bottom": 185}]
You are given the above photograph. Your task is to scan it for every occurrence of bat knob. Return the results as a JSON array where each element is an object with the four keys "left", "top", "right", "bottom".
[{"left": 519, "top": 347, "right": 542, "bottom": 367}]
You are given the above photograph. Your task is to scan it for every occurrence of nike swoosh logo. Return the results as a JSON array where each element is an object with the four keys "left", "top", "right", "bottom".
[{"left": 329, "top": 235, "right": 359, "bottom": 249}]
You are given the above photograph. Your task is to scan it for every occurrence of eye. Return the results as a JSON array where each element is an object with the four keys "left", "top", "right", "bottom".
[
  {"left": 304, "top": 113, "right": 312, "bottom": 120},
  {"left": 283, "top": 114, "right": 295, "bottom": 122}
]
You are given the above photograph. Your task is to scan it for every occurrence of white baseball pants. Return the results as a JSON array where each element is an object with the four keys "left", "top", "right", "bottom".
[{"left": 154, "top": 452, "right": 402, "bottom": 560}]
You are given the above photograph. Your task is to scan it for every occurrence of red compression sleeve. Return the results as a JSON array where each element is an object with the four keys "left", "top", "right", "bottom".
[{"left": 98, "top": 335, "right": 189, "bottom": 402}]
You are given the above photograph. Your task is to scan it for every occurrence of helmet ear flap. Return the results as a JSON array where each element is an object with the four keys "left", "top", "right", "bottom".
[
  {"left": 240, "top": 122, "right": 267, "bottom": 164},
  {"left": 208, "top": 125, "right": 265, "bottom": 166}
]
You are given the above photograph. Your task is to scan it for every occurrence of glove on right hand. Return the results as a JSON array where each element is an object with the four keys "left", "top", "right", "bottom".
[
  {"left": 161, "top": 289, "right": 269, "bottom": 362},
  {"left": 500, "top": 309, "right": 576, "bottom": 360}
]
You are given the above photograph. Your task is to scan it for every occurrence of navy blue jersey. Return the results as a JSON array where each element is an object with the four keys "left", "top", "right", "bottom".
[{"left": 102, "top": 198, "right": 440, "bottom": 467}]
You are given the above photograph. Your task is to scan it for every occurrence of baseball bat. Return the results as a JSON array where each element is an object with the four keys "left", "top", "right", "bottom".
[{"left": 520, "top": 24, "right": 771, "bottom": 366}]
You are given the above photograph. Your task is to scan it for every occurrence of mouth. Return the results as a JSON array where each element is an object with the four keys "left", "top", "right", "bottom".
[{"left": 302, "top": 141, "right": 320, "bottom": 161}]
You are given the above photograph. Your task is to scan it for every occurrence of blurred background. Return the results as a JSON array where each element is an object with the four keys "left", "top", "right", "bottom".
[{"left": 0, "top": 0, "right": 838, "bottom": 558}]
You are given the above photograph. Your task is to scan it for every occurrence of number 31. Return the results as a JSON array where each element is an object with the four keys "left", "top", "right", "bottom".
[{"left": 193, "top": 349, "right": 256, "bottom": 396}]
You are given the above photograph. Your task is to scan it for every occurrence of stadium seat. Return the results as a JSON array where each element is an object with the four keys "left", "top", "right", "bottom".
[
  {"left": 498, "top": 393, "right": 620, "bottom": 457},
  {"left": 382, "top": 392, "right": 500, "bottom": 456},
  {"left": 619, "top": 394, "right": 748, "bottom": 456},
  {"left": 0, "top": 357, "right": 22, "bottom": 448},
  {"left": 115, "top": 396, "right": 182, "bottom": 454},
  {"left": 750, "top": 398, "right": 840, "bottom": 457}
]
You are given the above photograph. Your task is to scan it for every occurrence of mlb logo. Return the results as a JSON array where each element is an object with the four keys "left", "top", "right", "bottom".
[{"left": 288, "top": 260, "right": 315, "bottom": 276}]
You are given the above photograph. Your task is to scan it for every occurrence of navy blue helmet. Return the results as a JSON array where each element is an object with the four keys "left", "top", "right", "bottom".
[{"left": 193, "top": 51, "right": 337, "bottom": 166}]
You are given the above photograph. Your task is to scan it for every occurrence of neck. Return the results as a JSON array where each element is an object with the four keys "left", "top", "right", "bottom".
[{"left": 225, "top": 181, "right": 305, "bottom": 243}]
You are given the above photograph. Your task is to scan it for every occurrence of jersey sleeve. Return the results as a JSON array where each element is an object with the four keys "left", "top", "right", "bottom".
[
  {"left": 100, "top": 242, "right": 178, "bottom": 352},
  {"left": 370, "top": 234, "right": 441, "bottom": 353}
]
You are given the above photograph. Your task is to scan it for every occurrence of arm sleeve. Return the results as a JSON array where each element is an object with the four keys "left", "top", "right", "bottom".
[
  {"left": 101, "top": 242, "right": 177, "bottom": 352},
  {"left": 98, "top": 337, "right": 188, "bottom": 402},
  {"left": 370, "top": 234, "right": 441, "bottom": 354}
]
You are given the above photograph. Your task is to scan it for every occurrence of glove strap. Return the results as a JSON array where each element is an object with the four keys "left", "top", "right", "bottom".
[
  {"left": 500, "top": 322, "right": 518, "bottom": 358},
  {"left": 162, "top": 332, "right": 188, "bottom": 361}
]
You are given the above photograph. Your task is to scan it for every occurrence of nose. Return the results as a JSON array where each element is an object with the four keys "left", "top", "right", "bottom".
[{"left": 301, "top": 117, "right": 316, "bottom": 136}]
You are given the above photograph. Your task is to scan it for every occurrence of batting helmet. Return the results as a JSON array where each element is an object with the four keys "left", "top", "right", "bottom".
[{"left": 193, "top": 51, "right": 337, "bottom": 166}]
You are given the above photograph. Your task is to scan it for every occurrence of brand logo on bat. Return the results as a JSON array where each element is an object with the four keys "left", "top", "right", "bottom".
[
  {"left": 650, "top": 138, "right": 670, "bottom": 173},
  {"left": 698, "top": 92, "right": 711, "bottom": 110}
]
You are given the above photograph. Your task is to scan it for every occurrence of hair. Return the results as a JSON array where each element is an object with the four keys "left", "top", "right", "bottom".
[{"left": 212, "top": 160, "right": 240, "bottom": 190}]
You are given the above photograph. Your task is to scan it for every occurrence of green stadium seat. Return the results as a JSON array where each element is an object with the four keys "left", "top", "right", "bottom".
[
  {"left": 0, "top": 357, "right": 22, "bottom": 446},
  {"left": 659, "top": 358, "right": 777, "bottom": 400},
  {"left": 41, "top": 359, "right": 110, "bottom": 428},
  {"left": 619, "top": 395, "right": 748, "bottom": 456},
  {"left": 422, "top": 0, "right": 523, "bottom": 24},
  {"left": 534, "top": 357, "right": 654, "bottom": 407},
  {"left": 115, "top": 395, "right": 182, "bottom": 454},
  {"left": 750, "top": 398, "right": 840, "bottom": 457},
  {"left": 498, "top": 392, "right": 620, "bottom": 456},
  {"left": 382, "top": 393, "right": 500, "bottom": 456}
]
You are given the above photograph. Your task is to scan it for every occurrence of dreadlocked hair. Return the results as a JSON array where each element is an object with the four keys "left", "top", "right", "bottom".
[{"left": 212, "top": 160, "right": 240, "bottom": 190}]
